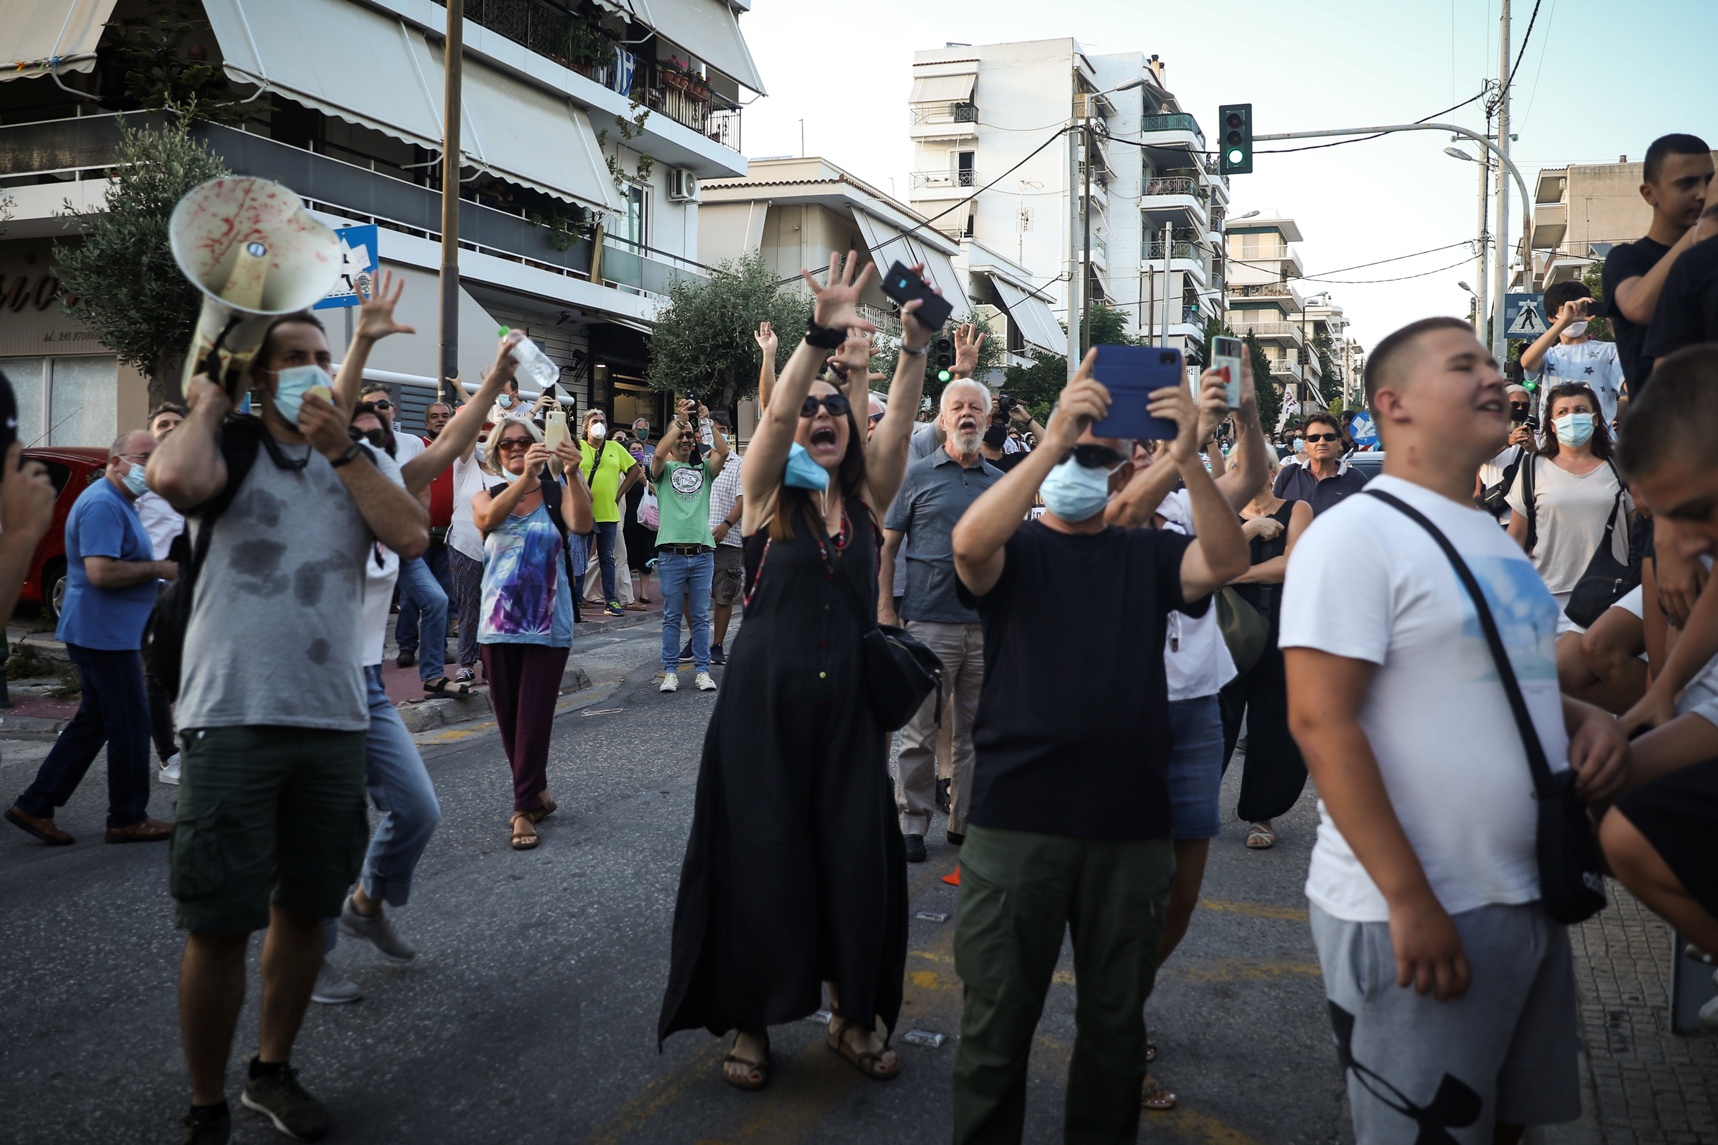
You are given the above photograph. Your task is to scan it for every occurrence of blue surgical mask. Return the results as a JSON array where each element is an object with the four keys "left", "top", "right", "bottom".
[
  {"left": 497, "top": 393, "right": 516, "bottom": 410},
  {"left": 122, "top": 459, "right": 149, "bottom": 497},
  {"left": 783, "top": 442, "right": 829, "bottom": 491},
  {"left": 1039, "top": 456, "right": 1113, "bottom": 523},
  {"left": 271, "top": 365, "right": 331, "bottom": 425},
  {"left": 1555, "top": 412, "right": 1596, "bottom": 448}
]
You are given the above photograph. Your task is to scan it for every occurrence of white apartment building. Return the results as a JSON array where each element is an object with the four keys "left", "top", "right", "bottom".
[
  {"left": 907, "top": 38, "right": 1228, "bottom": 363},
  {"left": 0, "top": 0, "right": 762, "bottom": 444}
]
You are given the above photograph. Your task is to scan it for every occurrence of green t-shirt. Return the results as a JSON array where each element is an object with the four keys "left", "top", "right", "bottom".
[
  {"left": 655, "top": 459, "right": 717, "bottom": 547},
  {"left": 579, "top": 440, "right": 634, "bottom": 523}
]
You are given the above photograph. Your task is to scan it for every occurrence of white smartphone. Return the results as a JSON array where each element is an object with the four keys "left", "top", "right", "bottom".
[{"left": 1212, "top": 336, "right": 1243, "bottom": 409}]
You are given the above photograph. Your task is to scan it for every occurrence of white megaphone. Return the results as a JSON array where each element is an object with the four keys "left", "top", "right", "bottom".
[{"left": 169, "top": 176, "right": 343, "bottom": 399}]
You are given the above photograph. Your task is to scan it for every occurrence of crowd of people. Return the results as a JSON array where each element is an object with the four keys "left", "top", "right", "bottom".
[{"left": 0, "top": 131, "right": 1714, "bottom": 1145}]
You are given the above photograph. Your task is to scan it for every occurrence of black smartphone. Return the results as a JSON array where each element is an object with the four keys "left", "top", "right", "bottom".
[
  {"left": 880, "top": 261, "right": 953, "bottom": 332},
  {"left": 1525, "top": 415, "right": 1540, "bottom": 432},
  {"left": 542, "top": 382, "right": 557, "bottom": 399}
]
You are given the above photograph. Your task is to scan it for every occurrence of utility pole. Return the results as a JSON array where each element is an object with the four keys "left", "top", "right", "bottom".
[
  {"left": 1065, "top": 94, "right": 1081, "bottom": 381},
  {"left": 1080, "top": 115, "right": 1093, "bottom": 358},
  {"left": 438, "top": 0, "right": 464, "bottom": 394},
  {"left": 1492, "top": 0, "right": 1511, "bottom": 361},
  {"left": 1473, "top": 109, "right": 1491, "bottom": 337},
  {"left": 1161, "top": 221, "right": 1173, "bottom": 350}
]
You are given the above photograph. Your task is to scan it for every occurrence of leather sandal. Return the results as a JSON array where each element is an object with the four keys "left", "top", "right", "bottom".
[
  {"left": 1245, "top": 822, "right": 1276, "bottom": 849},
  {"left": 826, "top": 1016, "right": 900, "bottom": 1081},
  {"left": 527, "top": 793, "right": 557, "bottom": 824},
  {"left": 1141, "top": 1074, "right": 1177, "bottom": 1111},
  {"left": 509, "top": 813, "right": 540, "bottom": 850},
  {"left": 722, "top": 1032, "right": 770, "bottom": 1091}
]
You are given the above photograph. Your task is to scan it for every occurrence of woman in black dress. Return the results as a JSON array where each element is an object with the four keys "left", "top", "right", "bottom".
[
  {"left": 1218, "top": 465, "right": 1313, "bottom": 848},
  {"left": 659, "top": 252, "right": 935, "bottom": 1089}
]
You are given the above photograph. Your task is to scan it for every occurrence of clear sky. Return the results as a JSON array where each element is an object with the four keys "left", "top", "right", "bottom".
[{"left": 734, "top": 0, "right": 1717, "bottom": 353}]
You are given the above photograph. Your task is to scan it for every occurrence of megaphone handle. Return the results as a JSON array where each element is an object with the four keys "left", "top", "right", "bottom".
[{"left": 203, "top": 313, "right": 247, "bottom": 401}]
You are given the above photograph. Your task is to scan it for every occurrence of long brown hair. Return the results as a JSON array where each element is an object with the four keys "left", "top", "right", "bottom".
[
  {"left": 1541, "top": 383, "right": 1612, "bottom": 460},
  {"left": 769, "top": 386, "right": 870, "bottom": 542}
]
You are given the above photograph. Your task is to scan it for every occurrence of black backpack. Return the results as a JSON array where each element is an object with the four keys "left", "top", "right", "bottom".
[{"left": 142, "top": 416, "right": 264, "bottom": 699}]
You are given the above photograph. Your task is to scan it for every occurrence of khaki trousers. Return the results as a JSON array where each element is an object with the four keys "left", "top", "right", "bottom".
[{"left": 895, "top": 620, "right": 984, "bottom": 837}]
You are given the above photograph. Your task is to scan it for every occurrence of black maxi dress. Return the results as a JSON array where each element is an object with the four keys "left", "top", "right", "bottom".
[
  {"left": 1218, "top": 500, "right": 1308, "bottom": 823},
  {"left": 659, "top": 495, "right": 909, "bottom": 1045}
]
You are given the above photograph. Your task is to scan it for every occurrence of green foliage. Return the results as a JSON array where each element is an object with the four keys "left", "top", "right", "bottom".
[
  {"left": 54, "top": 113, "right": 230, "bottom": 407},
  {"left": 872, "top": 309, "right": 1005, "bottom": 401},
  {"left": 555, "top": 14, "right": 610, "bottom": 69},
  {"left": 647, "top": 252, "right": 811, "bottom": 409},
  {"left": 1243, "top": 332, "right": 1281, "bottom": 431},
  {"left": 1086, "top": 301, "right": 1136, "bottom": 348},
  {"left": 105, "top": 3, "right": 244, "bottom": 123},
  {"left": 1313, "top": 331, "right": 1343, "bottom": 407}
]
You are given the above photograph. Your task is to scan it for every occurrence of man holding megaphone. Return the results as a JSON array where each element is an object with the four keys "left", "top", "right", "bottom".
[{"left": 148, "top": 302, "right": 429, "bottom": 1143}]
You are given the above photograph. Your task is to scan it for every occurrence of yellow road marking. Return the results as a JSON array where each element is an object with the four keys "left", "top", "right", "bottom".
[
  {"left": 584, "top": 1042, "right": 725, "bottom": 1145},
  {"left": 1199, "top": 897, "right": 1310, "bottom": 921}
]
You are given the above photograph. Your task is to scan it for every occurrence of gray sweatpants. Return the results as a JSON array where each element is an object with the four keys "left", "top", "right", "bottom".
[{"left": 1310, "top": 900, "right": 1581, "bottom": 1144}]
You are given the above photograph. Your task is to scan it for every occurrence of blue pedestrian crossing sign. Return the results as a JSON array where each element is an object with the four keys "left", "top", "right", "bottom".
[
  {"left": 1348, "top": 411, "right": 1379, "bottom": 448},
  {"left": 1505, "top": 293, "right": 1548, "bottom": 340},
  {"left": 314, "top": 225, "right": 379, "bottom": 310}
]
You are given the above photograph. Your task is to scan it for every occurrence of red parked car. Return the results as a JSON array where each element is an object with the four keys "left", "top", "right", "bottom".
[{"left": 16, "top": 447, "right": 109, "bottom": 622}]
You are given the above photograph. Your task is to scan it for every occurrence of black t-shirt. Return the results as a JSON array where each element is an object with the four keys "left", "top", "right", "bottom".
[
  {"left": 1641, "top": 236, "right": 1718, "bottom": 376},
  {"left": 989, "top": 450, "right": 1029, "bottom": 473},
  {"left": 956, "top": 521, "right": 1204, "bottom": 839},
  {"left": 1602, "top": 236, "right": 1672, "bottom": 393}
]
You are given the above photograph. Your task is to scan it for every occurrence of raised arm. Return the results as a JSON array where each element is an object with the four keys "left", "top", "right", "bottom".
[
  {"left": 1104, "top": 442, "right": 1179, "bottom": 528},
  {"left": 650, "top": 417, "right": 684, "bottom": 481},
  {"left": 552, "top": 439, "right": 595, "bottom": 534},
  {"left": 1613, "top": 223, "right": 1702, "bottom": 324},
  {"left": 147, "top": 376, "right": 231, "bottom": 512},
  {"left": 333, "top": 269, "right": 414, "bottom": 408},
  {"left": 953, "top": 349, "right": 1109, "bottom": 598},
  {"left": 299, "top": 389, "right": 428, "bottom": 559},
  {"left": 1212, "top": 356, "right": 1269, "bottom": 509},
  {"left": 1520, "top": 298, "right": 1585, "bottom": 374},
  {"left": 862, "top": 298, "right": 933, "bottom": 510},
  {"left": 1287, "top": 647, "right": 1471, "bottom": 1001},
  {"left": 1160, "top": 373, "right": 1250, "bottom": 599},
  {"left": 754, "top": 322, "right": 779, "bottom": 413},
  {"left": 402, "top": 334, "right": 516, "bottom": 493}
]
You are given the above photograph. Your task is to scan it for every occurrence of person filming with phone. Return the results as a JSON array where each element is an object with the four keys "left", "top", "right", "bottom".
[{"left": 1519, "top": 281, "right": 1625, "bottom": 429}]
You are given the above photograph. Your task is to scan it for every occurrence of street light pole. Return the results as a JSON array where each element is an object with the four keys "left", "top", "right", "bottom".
[
  {"left": 1066, "top": 103, "right": 1081, "bottom": 381},
  {"left": 438, "top": 0, "right": 464, "bottom": 393}
]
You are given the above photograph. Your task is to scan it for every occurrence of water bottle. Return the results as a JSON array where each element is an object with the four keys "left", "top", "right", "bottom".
[{"left": 497, "top": 326, "right": 559, "bottom": 392}]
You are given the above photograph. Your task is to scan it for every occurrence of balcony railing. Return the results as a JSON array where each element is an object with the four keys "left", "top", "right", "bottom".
[
  {"left": 1232, "top": 321, "right": 1305, "bottom": 342},
  {"left": 1139, "top": 113, "right": 1205, "bottom": 145},
  {"left": 1078, "top": 234, "right": 1108, "bottom": 257},
  {"left": 1143, "top": 240, "right": 1205, "bottom": 263},
  {"left": 1231, "top": 282, "right": 1298, "bottom": 299},
  {"left": 1143, "top": 174, "right": 1200, "bottom": 197},
  {"left": 910, "top": 169, "right": 980, "bottom": 190},
  {"left": 910, "top": 102, "right": 978, "bottom": 125}
]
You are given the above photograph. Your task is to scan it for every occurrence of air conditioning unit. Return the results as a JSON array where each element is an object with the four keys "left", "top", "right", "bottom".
[{"left": 668, "top": 168, "right": 700, "bottom": 202}]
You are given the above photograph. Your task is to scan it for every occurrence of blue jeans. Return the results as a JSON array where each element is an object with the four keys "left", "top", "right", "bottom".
[
  {"left": 590, "top": 521, "right": 619, "bottom": 604},
  {"left": 396, "top": 542, "right": 452, "bottom": 653},
  {"left": 1165, "top": 695, "right": 1223, "bottom": 840},
  {"left": 394, "top": 554, "right": 449, "bottom": 684},
  {"left": 326, "top": 664, "right": 443, "bottom": 952},
  {"left": 658, "top": 550, "right": 713, "bottom": 672},
  {"left": 15, "top": 644, "right": 152, "bottom": 828}
]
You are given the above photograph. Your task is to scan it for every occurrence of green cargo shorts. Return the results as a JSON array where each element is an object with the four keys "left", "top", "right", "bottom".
[{"left": 170, "top": 725, "right": 369, "bottom": 935}]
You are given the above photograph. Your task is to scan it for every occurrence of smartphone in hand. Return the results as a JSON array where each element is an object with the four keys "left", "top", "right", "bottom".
[
  {"left": 880, "top": 261, "right": 954, "bottom": 332},
  {"left": 1211, "top": 336, "right": 1243, "bottom": 410}
]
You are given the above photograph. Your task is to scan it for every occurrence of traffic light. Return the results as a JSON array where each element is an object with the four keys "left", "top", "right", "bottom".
[
  {"left": 1219, "top": 103, "right": 1253, "bottom": 175},
  {"left": 933, "top": 335, "right": 955, "bottom": 383}
]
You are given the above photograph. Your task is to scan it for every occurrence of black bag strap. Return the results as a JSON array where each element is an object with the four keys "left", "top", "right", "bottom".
[
  {"left": 1363, "top": 489, "right": 1558, "bottom": 799},
  {"left": 180, "top": 415, "right": 264, "bottom": 588},
  {"left": 1521, "top": 452, "right": 1539, "bottom": 555},
  {"left": 486, "top": 470, "right": 579, "bottom": 592}
]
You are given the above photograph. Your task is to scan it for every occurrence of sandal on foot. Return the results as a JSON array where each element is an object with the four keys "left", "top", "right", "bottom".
[
  {"left": 722, "top": 1033, "right": 770, "bottom": 1091},
  {"left": 509, "top": 813, "right": 540, "bottom": 850},
  {"left": 826, "top": 1016, "right": 900, "bottom": 1081},
  {"left": 423, "top": 677, "right": 469, "bottom": 698},
  {"left": 1141, "top": 1075, "right": 1177, "bottom": 1111},
  {"left": 527, "top": 793, "right": 558, "bottom": 824},
  {"left": 1245, "top": 822, "right": 1276, "bottom": 849}
]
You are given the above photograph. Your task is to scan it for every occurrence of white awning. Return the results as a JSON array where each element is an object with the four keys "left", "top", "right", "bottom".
[
  {"left": 992, "top": 277, "right": 1065, "bottom": 353},
  {"left": 851, "top": 209, "right": 917, "bottom": 276},
  {"left": 907, "top": 238, "right": 974, "bottom": 320},
  {"left": 633, "top": 0, "right": 766, "bottom": 94},
  {"left": 205, "top": 0, "right": 620, "bottom": 212},
  {"left": 0, "top": 0, "right": 120, "bottom": 82},
  {"left": 908, "top": 73, "right": 975, "bottom": 104},
  {"left": 850, "top": 209, "right": 973, "bottom": 321}
]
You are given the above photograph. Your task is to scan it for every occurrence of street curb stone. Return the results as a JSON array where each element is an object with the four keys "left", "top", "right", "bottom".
[{"left": 397, "top": 664, "right": 592, "bottom": 733}]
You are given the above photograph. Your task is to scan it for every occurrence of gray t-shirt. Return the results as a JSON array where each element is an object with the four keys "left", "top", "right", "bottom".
[
  {"left": 884, "top": 449, "right": 1002, "bottom": 624},
  {"left": 177, "top": 438, "right": 397, "bottom": 732}
]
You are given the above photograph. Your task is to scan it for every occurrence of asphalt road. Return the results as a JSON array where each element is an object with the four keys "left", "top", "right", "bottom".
[{"left": 0, "top": 620, "right": 1347, "bottom": 1144}]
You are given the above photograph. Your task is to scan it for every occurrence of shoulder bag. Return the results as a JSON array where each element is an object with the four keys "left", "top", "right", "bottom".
[
  {"left": 822, "top": 512, "right": 944, "bottom": 732},
  {"left": 1363, "top": 489, "right": 1607, "bottom": 925},
  {"left": 1564, "top": 462, "right": 1639, "bottom": 630},
  {"left": 1479, "top": 445, "right": 1527, "bottom": 519},
  {"left": 1216, "top": 588, "right": 1269, "bottom": 673},
  {"left": 142, "top": 416, "right": 264, "bottom": 700}
]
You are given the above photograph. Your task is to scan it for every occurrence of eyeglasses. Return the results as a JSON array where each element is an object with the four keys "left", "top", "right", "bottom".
[
  {"left": 115, "top": 452, "right": 151, "bottom": 464},
  {"left": 498, "top": 437, "right": 533, "bottom": 451},
  {"left": 800, "top": 393, "right": 852, "bottom": 419},
  {"left": 867, "top": 412, "right": 885, "bottom": 426},
  {"left": 367, "top": 400, "right": 392, "bottom": 411},
  {"left": 1068, "top": 443, "right": 1126, "bottom": 471},
  {"left": 1304, "top": 432, "right": 1339, "bottom": 443}
]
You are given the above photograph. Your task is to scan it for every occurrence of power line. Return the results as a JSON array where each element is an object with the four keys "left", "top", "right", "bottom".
[
  {"left": 1298, "top": 254, "right": 1479, "bottom": 285},
  {"left": 1495, "top": 0, "right": 1545, "bottom": 104},
  {"left": 1225, "top": 239, "right": 1476, "bottom": 278}
]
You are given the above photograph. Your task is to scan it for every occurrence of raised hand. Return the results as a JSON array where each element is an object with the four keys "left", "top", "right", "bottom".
[
  {"left": 954, "top": 323, "right": 984, "bottom": 376},
  {"left": 800, "top": 250, "right": 876, "bottom": 335},
  {"left": 354, "top": 268, "right": 415, "bottom": 344},
  {"left": 829, "top": 331, "right": 874, "bottom": 380},
  {"left": 1042, "top": 348, "right": 1110, "bottom": 453},
  {"left": 299, "top": 388, "right": 354, "bottom": 461},
  {"left": 754, "top": 320, "right": 778, "bottom": 357},
  {"left": 1192, "top": 369, "right": 1229, "bottom": 446}
]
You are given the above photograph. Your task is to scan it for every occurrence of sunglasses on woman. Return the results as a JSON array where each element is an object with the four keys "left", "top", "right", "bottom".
[
  {"left": 800, "top": 393, "right": 852, "bottom": 419},
  {"left": 498, "top": 436, "right": 534, "bottom": 452}
]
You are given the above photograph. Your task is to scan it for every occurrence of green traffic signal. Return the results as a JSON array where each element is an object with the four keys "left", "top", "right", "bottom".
[
  {"left": 1218, "top": 103, "right": 1253, "bottom": 175},
  {"left": 937, "top": 369, "right": 952, "bottom": 383}
]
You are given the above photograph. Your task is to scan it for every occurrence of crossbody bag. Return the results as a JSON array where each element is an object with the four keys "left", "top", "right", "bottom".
[
  {"left": 1564, "top": 462, "right": 1639, "bottom": 629},
  {"left": 1363, "top": 489, "right": 1607, "bottom": 925}
]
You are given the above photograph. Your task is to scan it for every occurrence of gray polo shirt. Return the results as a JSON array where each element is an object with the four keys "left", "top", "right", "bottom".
[{"left": 885, "top": 448, "right": 1002, "bottom": 624}]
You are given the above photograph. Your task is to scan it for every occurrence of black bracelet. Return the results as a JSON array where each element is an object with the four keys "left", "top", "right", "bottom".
[
  {"left": 805, "top": 321, "right": 846, "bottom": 349},
  {"left": 328, "top": 442, "right": 369, "bottom": 469}
]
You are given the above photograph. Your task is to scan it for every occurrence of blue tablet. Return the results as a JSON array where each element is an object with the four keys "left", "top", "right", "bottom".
[{"left": 1089, "top": 344, "right": 1183, "bottom": 441}]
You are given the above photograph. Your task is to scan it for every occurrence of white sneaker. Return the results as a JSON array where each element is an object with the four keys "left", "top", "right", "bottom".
[
  {"left": 310, "top": 960, "right": 362, "bottom": 1005},
  {"left": 660, "top": 672, "right": 679, "bottom": 693},
  {"left": 695, "top": 671, "right": 717, "bottom": 692},
  {"left": 159, "top": 753, "right": 182, "bottom": 786}
]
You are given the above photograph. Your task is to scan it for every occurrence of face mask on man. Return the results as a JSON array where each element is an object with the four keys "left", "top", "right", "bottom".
[
  {"left": 121, "top": 458, "right": 150, "bottom": 497},
  {"left": 270, "top": 365, "right": 332, "bottom": 425},
  {"left": 1039, "top": 455, "right": 1114, "bottom": 522},
  {"left": 1555, "top": 412, "right": 1596, "bottom": 448},
  {"left": 497, "top": 393, "right": 516, "bottom": 410},
  {"left": 1562, "top": 320, "right": 1589, "bottom": 339}
]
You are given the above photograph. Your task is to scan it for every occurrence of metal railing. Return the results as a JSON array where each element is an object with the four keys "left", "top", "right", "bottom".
[
  {"left": 1143, "top": 174, "right": 1200, "bottom": 197},
  {"left": 1232, "top": 321, "right": 1305, "bottom": 341},
  {"left": 1079, "top": 234, "right": 1108, "bottom": 257},
  {"left": 910, "top": 102, "right": 978, "bottom": 125},
  {"left": 1142, "top": 240, "right": 1205, "bottom": 264},
  {"left": 1139, "top": 113, "right": 1204, "bottom": 144},
  {"left": 1269, "top": 358, "right": 1304, "bottom": 381},
  {"left": 910, "top": 169, "right": 980, "bottom": 190},
  {"left": 1231, "top": 281, "right": 1298, "bottom": 298}
]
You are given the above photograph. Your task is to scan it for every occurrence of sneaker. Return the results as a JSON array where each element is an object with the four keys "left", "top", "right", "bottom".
[
  {"left": 338, "top": 896, "right": 415, "bottom": 962},
  {"left": 947, "top": 829, "right": 965, "bottom": 846},
  {"left": 678, "top": 641, "right": 694, "bottom": 663},
  {"left": 709, "top": 643, "right": 725, "bottom": 666},
  {"left": 309, "top": 960, "right": 362, "bottom": 1005},
  {"left": 454, "top": 667, "right": 476, "bottom": 686},
  {"left": 935, "top": 777, "right": 951, "bottom": 814},
  {"left": 160, "top": 752, "right": 183, "bottom": 786},
  {"left": 660, "top": 672, "right": 679, "bottom": 693},
  {"left": 605, "top": 603, "right": 625, "bottom": 617},
  {"left": 241, "top": 1060, "right": 332, "bottom": 1141},
  {"left": 182, "top": 1101, "right": 231, "bottom": 1145},
  {"left": 695, "top": 671, "right": 717, "bottom": 692},
  {"left": 903, "top": 833, "right": 927, "bottom": 863},
  {"left": 395, "top": 649, "right": 416, "bottom": 669}
]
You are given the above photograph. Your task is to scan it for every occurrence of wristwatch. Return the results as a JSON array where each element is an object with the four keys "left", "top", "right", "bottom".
[
  {"left": 901, "top": 343, "right": 929, "bottom": 358},
  {"left": 328, "top": 442, "right": 369, "bottom": 469},
  {"left": 805, "top": 321, "right": 846, "bottom": 349}
]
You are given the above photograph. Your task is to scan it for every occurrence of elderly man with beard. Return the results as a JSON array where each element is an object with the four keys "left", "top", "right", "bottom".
[{"left": 880, "top": 378, "right": 1001, "bottom": 862}]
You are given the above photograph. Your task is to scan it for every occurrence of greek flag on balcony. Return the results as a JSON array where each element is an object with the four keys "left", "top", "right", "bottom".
[{"left": 612, "top": 47, "right": 636, "bottom": 97}]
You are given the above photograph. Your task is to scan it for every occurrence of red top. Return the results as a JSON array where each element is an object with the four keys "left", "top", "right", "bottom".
[{"left": 424, "top": 437, "right": 454, "bottom": 528}]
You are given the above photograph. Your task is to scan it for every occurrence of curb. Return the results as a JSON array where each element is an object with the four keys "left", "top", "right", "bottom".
[
  {"left": 0, "top": 714, "right": 69, "bottom": 736},
  {"left": 397, "top": 665, "right": 593, "bottom": 734}
]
